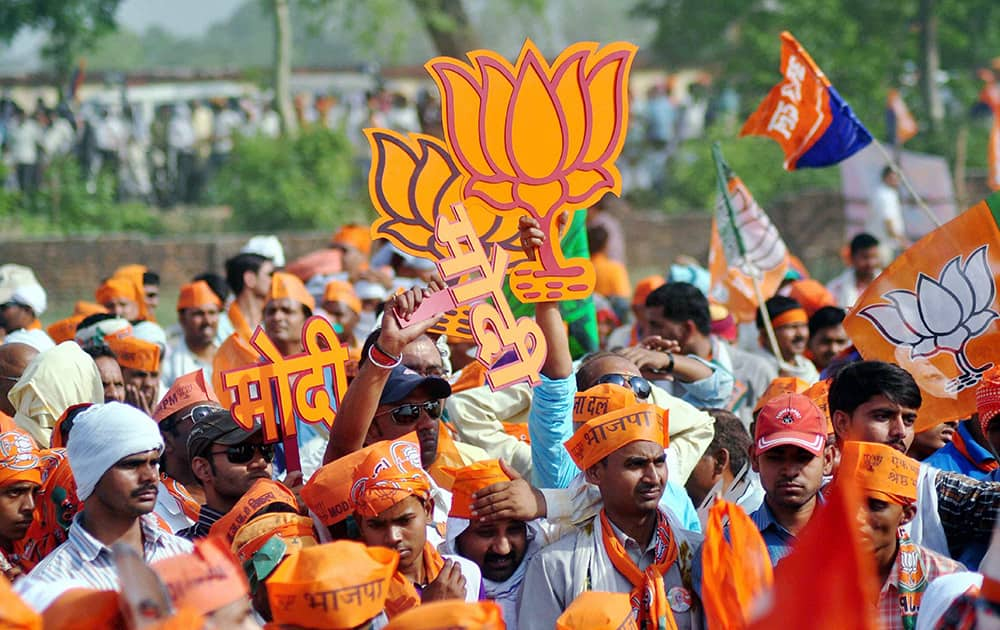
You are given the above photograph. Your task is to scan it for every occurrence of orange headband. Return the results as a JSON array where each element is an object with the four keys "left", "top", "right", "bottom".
[
  {"left": 105, "top": 335, "right": 161, "bottom": 373},
  {"left": 46, "top": 315, "right": 86, "bottom": 344},
  {"left": 771, "top": 308, "right": 808, "bottom": 328},
  {"left": 441, "top": 460, "right": 511, "bottom": 520},
  {"left": 351, "top": 439, "right": 430, "bottom": 518},
  {"left": 564, "top": 403, "right": 668, "bottom": 472},
  {"left": 209, "top": 478, "right": 299, "bottom": 544},
  {"left": 177, "top": 281, "right": 222, "bottom": 311},
  {"left": 0, "top": 431, "right": 41, "bottom": 488},
  {"left": 838, "top": 441, "right": 919, "bottom": 505}
]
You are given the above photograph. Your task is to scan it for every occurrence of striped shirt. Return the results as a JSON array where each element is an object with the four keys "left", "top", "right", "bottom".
[
  {"left": 178, "top": 504, "right": 225, "bottom": 540},
  {"left": 15, "top": 512, "right": 192, "bottom": 596}
]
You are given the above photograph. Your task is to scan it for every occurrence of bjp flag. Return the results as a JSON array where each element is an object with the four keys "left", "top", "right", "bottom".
[
  {"left": 708, "top": 175, "right": 790, "bottom": 323},
  {"left": 701, "top": 499, "right": 773, "bottom": 629},
  {"left": 747, "top": 475, "right": 879, "bottom": 630},
  {"left": 741, "top": 31, "right": 872, "bottom": 170},
  {"left": 886, "top": 88, "right": 918, "bottom": 145},
  {"left": 844, "top": 193, "right": 1000, "bottom": 431}
]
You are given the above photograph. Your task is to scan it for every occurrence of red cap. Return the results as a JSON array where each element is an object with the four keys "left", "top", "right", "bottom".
[{"left": 754, "top": 393, "right": 827, "bottom": 456}]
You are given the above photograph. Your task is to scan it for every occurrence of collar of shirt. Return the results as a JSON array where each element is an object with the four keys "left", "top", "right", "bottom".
[
  {"left": 69, "top": 512, "right": 166, "bottom": 562},
  {"left": 751, "top": 493, "right": 825, "bottom": 538},
  {"left": 606, "top": 514, "right": 659, "bottom": 566},
  {"left": 196, "top": 504, "right": 225, "bottom": 528}
]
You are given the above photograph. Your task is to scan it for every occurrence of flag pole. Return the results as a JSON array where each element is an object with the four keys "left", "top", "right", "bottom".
[
  {"left": 711, "top": 142, "right": 787, "bottom": 367},
  {"left": 870, "top": 137, "right": 943, "bottom": 228}
]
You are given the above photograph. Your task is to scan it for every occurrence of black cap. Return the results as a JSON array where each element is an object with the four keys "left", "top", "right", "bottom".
[
  {"left": 187, "top": 408, "right": 260, "bottom": 461},
  {"left": 379, "top": 364, "right": 452, "bottom": 406}
]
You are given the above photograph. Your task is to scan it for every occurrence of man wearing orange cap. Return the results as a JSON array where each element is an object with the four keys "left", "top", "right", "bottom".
[
  {"left": 440, "top": 460, "right": 556, "bottom": 630},
  {"left": 153, "top": 536, "right": 258, "bottom": 628},
  {"left": 747, "top": 393, "right": 832, "bottom": 565},
  {"left": 151, "top": 370, "right": 221, "bottom": 533},
  {"left": 106, "top": 335, "right": 162, "bottom": 415},
  {"left": 351, "top": 440, "right": 483, "bottom": 616},
  {"left": 838, "top": 441, "right": 964, "bottom": 629},
  {"left": 221, "top": 252, "right": 275, "bottom": 342},
  {"left": 519, "top": 387, "right": 702, "bottom": 630},
  {"left": 265, "top": 540, "right": 396, "bottom": 629},
  {"left": 321, "top": 279, "right": 363, "bottom": 361},
  {"left": 0, "top": 431, "right": 41, "bottom": 581},
  {"left": 754, "top": 296, "right": 819, "bottom": 383},
  {"left": 162, "top": 281, "right": 222, "bottom": 387},
  {"left": 95, "top": 275, "right": 147, "bottom": 322}
]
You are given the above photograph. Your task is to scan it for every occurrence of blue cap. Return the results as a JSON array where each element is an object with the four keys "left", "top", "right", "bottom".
[{"left": 379, "top": 364, "right": 452, "bottom": 406}]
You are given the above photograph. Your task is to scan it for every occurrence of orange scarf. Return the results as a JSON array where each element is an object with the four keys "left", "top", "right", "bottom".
[
  {"left": 384, "top": 541, "right": 446, "bottom": 618},
  {"left": 161, "top": 474, "right": 201, "bottom": 523},
  {"left": 228, "top": 302, "right": 254, "bottom": 341},
  {"left": 600, "top": 509, "right": 679, "bottom": 630}
]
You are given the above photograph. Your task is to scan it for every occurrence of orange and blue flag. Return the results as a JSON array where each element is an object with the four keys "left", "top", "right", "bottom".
[{"left": 741, "top": 32, "right": 872, "bottom": 170}]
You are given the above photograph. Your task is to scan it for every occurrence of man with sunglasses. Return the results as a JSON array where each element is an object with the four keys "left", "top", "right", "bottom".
[
  {"left": 182, "top": 408, "right": 274, "bottom": 539},
  {"left": 151, "top": 369, "right": 221, "bottom": 533}
]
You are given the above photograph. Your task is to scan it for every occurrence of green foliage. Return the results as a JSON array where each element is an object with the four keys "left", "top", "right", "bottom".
[
  {"left": 0, "top": 158, "right": 164, "bottom": 235},
  {"left": 658, "top": 125, "right": 840, "bottom": 214},
  {"left": 207, "top": 126, "right": 369, "bottom": 231}
]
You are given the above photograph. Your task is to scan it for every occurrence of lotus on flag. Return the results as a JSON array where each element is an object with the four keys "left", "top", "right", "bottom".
[
  {"left": 741, "top": 31, "right": 872, "bottom": 170},
  {"left": 844, "top": 192, "right": 1000, "bottom": 431},
  {"left": 708, "top": 173, "right": 790, "bottom": 324}
]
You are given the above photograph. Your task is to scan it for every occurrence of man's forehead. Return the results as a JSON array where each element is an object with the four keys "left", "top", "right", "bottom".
[
  {"left": 118, "top": 449, "right": 161, "bottom": 462},
  {"left": 613, "top": 439, "right": 664, "bottom": 459}
]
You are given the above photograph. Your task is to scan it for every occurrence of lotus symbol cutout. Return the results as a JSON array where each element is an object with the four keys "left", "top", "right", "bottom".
[{"left": 859, "top": 245, "right": 998, "bottom": 393}]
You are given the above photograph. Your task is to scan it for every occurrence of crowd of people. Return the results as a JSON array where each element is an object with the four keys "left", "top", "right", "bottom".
[{"left": 0, "top": 205, "right": 998, "bottom": 629}]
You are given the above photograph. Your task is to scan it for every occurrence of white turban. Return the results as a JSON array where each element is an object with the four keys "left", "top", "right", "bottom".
[
  {"left": 67, "top": 402, "right": 164, "bottom": 501},
  {"left": 3, "top": 329, "right": 55, "bottom": 352}
]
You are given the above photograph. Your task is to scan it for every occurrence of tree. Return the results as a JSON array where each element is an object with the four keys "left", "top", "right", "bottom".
[
  {"left": 0, "top": 0, "right": 122, "bottom": 96},
  {"left": 272, "top": 0, "right": 298, "bottom": 136}
]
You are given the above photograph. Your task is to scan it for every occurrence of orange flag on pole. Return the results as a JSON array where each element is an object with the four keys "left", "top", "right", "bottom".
[
  {"left": 886, "top": 89, "right": 918, "bottom": 145},
  {"left": 700, "top": 500, "right": 773, "bottom": 629},
  {"left": 844, "top": 193, "right": 1000, "bottom": 431},
  {"left": 708, "top": 173, "right": 790, "bottom": 323},
  {"left": 747, "top": 475, "right": 880, "bottom": 630}
]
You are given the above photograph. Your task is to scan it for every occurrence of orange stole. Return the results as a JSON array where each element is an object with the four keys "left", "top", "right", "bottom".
[
  {"left": 228, "top": 302, "right": 254, "bottom": 341},
  {"left": 161, "top": 474, "right": 201, "bottom": 523},
  {"left": 384, "top": 541, "right": 446, "bottom": 618}
]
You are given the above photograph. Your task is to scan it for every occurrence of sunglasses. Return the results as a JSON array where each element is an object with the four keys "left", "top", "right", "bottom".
[
  {"left": 595, "top": 373, "right": 652, "bottom": 400},
  {"left": 377, "top": 400, "right": 442, "bottom": 425},
  {"left": 161, "top": 404, "right": 220, "bottom": 434},
  {"left": 211, "top": 443, "right": 275, "bottom": 465}
]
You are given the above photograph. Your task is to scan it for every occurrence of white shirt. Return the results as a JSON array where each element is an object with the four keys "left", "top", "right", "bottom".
[
  {"left": 826, "top": 267, "right": 877, "bottom": 310},
  {"left": 8, "top": 119, "right": 42, "bottom": 164},
  {"left": 43, "top": 118, "right": 76, "bottom": 158},
  {"left": 866, "top": 182, "right": 904, "bottom": 248},
  {"left": 213, "top": 109, "right": 244, "bottom": 153},
  {"left": 161, "top": 340, "right": 215, "bottom": 389}
]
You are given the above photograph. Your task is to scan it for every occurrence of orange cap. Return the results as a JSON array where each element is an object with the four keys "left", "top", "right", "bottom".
[
  {"left": 323, "top": 280, "right": 362, "bottom": 315},
  {"left": 632, "top": 275, "right": 666, "bottom": 307},
  {"left": 803, "top": 379, "right": 833, "bottom": 434},
  {"left": 441, "top": 460, "right": 511, "bottom": 519},
  {"left": 95, "top": 276, "right": 148, "bottom": 321},
  {"left": 556, "top": 591, "right": 636, "bottom": 630},
  {"left": 565, "top": 384, "right": 668, "bottom": 471},
  {"left": 105, "top": 335, "right": 160, "bottom": 373},
  {"left": 40, "top": 588, "right": 119, "bottom": 629},
  {"left": 267, "top": 271, "right": 315, "bottom": 312},
  {"left": 177, "top": 280, "right": 222, "bottom": 311},
  {"left": 153, "top": 536, "right": 249, "bottom": 616},
  {"left": 753, "top": 377, "right": 810, "bottom": 414},
  {"left": 0, "top": 574, "right": 41, "bottom": 630},
  {"left": 266, "top": 540, "right": 398, "bottom": 629},
  {"left": 232, "top": 512, "right": 317, "bottom": 565},
  {"left": 838, "top": 441, "right": 919, "bottom": 505},
  {"left": 152, "top": 369, "right": 218, "bottom": 423},
  {"left": 351, "top": 438, "right": 431, "bottom": 518},
  {"left": 787, "top": 279, "right": 836, "bottom": 317},
  {"left": 212, "top": 333, "right": 260, "bottom": 408},
  {"left": 73, "top": 301, "right": 108, "bottom": 317},
  {"left": 0, "top": 430, "right": 42, "bottom": 487},
  {"left": 332, "top": 224, "right": 373, "bottom": 255},
  {"left": 46, "top": 315, "right": 86, "bottom": 344},
  {"left": 384, "top": 601, "right": 505, "bottom": 629},
  {"left": 209, "top": 478, "right": 299, "bottom": 543}
]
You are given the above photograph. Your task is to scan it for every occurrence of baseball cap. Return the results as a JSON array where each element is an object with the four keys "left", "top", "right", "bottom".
[
  {"left": 187, "top": 409, "right": 260, "bottom": 460},
  {"left": 754, "top": 393, "right": 827, "bottom": 456},
  {"left": 379, "top": 364, "right": 451, "bottom": 406}
]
